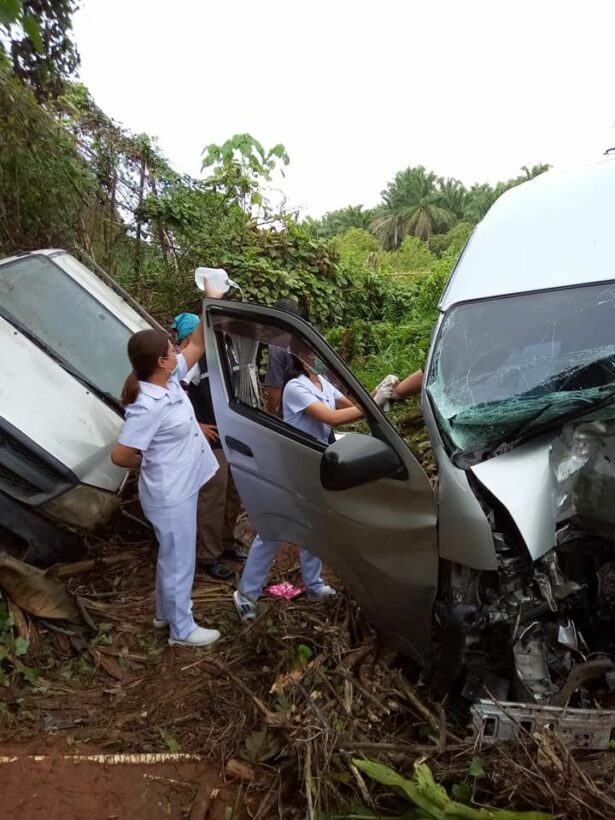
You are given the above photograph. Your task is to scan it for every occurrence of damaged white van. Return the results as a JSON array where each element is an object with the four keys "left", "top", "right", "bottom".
[
  {"left": 0, "top": 250, "right": 155, "bottom": 563},
  {"left": 201, "top": 153, "right": 615, "bottom": 748}
]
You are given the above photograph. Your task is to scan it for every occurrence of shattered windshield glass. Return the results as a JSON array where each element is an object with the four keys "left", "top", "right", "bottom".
[{"left": 427, "top": 282, "right": 615, "bottom": 459}]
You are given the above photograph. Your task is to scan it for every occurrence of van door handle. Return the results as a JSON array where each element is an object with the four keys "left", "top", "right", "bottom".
[{"left": 225, "top": 436, "right": 254, "bottom": 457}]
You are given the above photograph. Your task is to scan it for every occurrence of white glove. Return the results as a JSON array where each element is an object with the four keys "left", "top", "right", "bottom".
[
  {"left": 373, "top": 383, "right": 397, "bottom": 408},
  {"left": 373, "top": 375, "right": 400, "bottom": 410}
]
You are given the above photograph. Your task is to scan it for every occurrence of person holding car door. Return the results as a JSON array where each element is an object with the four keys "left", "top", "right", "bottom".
[
  {"left": 233, "top": 342, "right": 396, "bottom": 621},
  {"left": 264, "top": 298, "right": 307, "bottom": 415},
  {"left": 172, "top": 312, "right": 246, "bottom": 582},
  {"left": 111, "top": 324, "right": 221, "bottom": 649}
]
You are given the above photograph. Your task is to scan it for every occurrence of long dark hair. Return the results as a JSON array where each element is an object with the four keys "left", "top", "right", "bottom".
[
  {"left": 121, "top": 329, "right": 170, "bottom": 407},
  {"left": 283, "top": 354, "right": 310, "bottom": 389}
]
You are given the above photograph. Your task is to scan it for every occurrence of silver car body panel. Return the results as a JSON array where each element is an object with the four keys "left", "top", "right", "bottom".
[
  {"left": 471, "top": 438, "right": 557, "bottom": 560},
  {"left": 0, "top": 315, "right": 127, "bottom": 491},
  {"left": 434, "top": 444, "right": 498, "bottom": 571},
  {"left": 441, "top": 155, "right": 615, "bottom": 310},
  {"left": 422, "top": 389, "right": 498, "bottom": 571},
  {"left": 0, "top": 250, "right": 154, "bottom": 495},
  {"left": 204, "top": 301, "right": 438, "bottom": 662}
]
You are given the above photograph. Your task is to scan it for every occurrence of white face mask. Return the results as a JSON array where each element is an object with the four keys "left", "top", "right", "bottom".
[{"left": 160, "top": 352, "right": 178, "bottom": 374}]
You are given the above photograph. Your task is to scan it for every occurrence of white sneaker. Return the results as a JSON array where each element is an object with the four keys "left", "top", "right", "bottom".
[
  {"left": 233, "top": 590, "right": 257, "bottom": 622},
  {"left": 306, "top": 585, "right": 337, "bottom": 602},
  {"left": 152, "top": 617, "right": 167, "bottom": 629},
  {"left": 168, "top": 626, "right": 221, "bottom": 647}
]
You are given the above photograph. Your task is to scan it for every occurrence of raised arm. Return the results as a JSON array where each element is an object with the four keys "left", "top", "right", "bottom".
[{"left": 182, "top": 320, "right": 206, "bottom": 371}]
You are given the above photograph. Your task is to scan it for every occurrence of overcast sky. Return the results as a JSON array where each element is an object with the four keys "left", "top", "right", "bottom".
[{"left": 73, "top": 0, "right": 615, "bottom": 217}]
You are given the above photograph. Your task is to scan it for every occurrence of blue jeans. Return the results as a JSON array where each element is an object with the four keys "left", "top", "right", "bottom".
[{"left": 239, "top": 534, "right": 326, "bottom": 600}]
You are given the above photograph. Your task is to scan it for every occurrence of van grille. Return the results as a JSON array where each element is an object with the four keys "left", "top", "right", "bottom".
[
  {"left": 0, "top": 420, "right": 77, "bottom": 505},
  {"left": 0, "top": 463, "right": 40, "bottom": 498}
]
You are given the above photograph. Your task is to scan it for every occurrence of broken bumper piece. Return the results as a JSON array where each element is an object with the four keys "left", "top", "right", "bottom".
[{"left": 470, "top": 699, "right": 615, "bottom": 749}]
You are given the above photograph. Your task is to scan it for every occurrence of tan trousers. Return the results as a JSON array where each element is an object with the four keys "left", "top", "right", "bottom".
[{"left": 197, "top": 448, "right": 242, "bottom": 563}]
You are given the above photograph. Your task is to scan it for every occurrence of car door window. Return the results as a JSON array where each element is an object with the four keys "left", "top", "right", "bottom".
[{"left": 209, "top": 311, "right": 377, "bottom": 449}]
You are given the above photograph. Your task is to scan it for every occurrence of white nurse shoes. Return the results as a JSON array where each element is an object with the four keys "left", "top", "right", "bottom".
[
  {"left": 152, "top": 617, "right": 167, "bottom": 629},
  {"left": 168, "top": 626, "right": 221, "bottom": 647},
  {"left": 306, "top": 585, "right": 337, "bottom": 602}
]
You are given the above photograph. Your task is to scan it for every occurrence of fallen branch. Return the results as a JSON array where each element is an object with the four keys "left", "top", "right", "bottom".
[{"left": 49, "top": 552, "right": 136, "bottom": 579}]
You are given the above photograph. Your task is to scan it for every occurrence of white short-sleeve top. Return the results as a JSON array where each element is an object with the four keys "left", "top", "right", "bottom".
[
  {"left": 118, "top": 353, "right": 218, "bottom": 509},
  {"left": 282, "top": 374, "right": 344, "bottom": 445}
]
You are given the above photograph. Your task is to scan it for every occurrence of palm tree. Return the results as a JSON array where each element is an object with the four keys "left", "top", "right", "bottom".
[
  {"left": 463, "top": 183, "right": 499, "bottom": 223},
  {"left": 433, "top": 177, "right": 467, "bottom": 219},
  {"left": 519, "top": 163, "right": 551, "bottom": 180},
  {"left": 370, "top": 166, "right": 456, "bottom": 248},
  {"left": 305, "top": 205, "right": 375, "bottom": 238}
]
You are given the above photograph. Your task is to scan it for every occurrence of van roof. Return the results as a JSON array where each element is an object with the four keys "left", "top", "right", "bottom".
[{"left": 440, "top": 154, "right": 615, "bottom": 310}]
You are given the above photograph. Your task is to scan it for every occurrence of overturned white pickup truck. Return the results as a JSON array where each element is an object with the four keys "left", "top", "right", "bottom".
[{"left": 0, "top": 249, "right": 156, "bottom": 563}]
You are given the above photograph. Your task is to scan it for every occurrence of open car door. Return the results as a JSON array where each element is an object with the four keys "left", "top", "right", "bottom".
[{"left": 204, "top": 300, "right": 437, "bottom": 662}]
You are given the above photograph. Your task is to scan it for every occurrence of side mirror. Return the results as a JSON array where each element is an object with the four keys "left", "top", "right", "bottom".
[{"left": 320, "top": 433, "right": 404, "bottom": 491}]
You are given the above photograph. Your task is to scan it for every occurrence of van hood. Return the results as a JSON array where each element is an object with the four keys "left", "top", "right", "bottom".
[{"left": 1, "top": 317, "right": 126, "bottom": 492}]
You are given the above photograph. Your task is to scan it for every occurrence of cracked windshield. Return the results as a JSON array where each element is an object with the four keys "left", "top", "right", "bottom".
[{"left": 428, "top": 282, "right": 615, "bottom": 458}]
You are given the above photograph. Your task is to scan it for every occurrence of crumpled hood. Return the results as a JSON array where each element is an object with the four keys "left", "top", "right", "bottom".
[{"left": 471, "top": 436, "right": 556, "bottom": 560}]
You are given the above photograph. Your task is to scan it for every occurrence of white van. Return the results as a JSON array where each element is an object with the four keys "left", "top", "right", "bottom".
[
  {"left": 201, "top": 154, "right": 615, "bottom": 747},
  {"left": 0, "top": 249, "right": 156, "bottom": 563}
]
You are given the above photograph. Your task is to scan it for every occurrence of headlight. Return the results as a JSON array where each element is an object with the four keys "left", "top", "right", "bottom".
[{"left": 41, "top": 484, "right": 120, "bottom": 530}]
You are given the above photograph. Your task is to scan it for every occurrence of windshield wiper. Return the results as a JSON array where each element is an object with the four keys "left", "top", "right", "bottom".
[{"left": 454, "top": 384, "right": 615, "bottom": 467}]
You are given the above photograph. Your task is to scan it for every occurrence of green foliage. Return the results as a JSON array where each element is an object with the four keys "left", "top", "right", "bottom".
[
  {"left": 305, "top": 205, "right": 376, "bottom": 239},
  {"left": 0, "top": 599, "right": 39, "bottom": 685},
  {"left": 294, "top": 643, "right": 314, "bottom": 669},
  {"left": 0, "top": 0, "right": 80, "bottom": 100},
  {"left": 142, "top": 162, "right": 347, "bottom": 324},
  {"left": 467, "top": 757, "right": 486, "bottom": 778},
  {"left": 314, "top": 163, "right": 550, "bottom": 255},
  {"left": 428, "top": 220, "right": 473, "bottom": 257},
  {"left": 327, "top": 248, "right": 455, "bottom": 387},
  {"left": 158, "top": 727, "right": 181, "bottom": 754},
  {"left": 0, "top": 56, "right": 551, "bottom": 397},
  {"left": 333, "top": 228, "right": 383, "bottom": 275},
  {"left": 389, "top": 235, "right": 437, "bottom": 273},
  {"left": 371, "top": 166, "right": 456, "bottom": 247},
  {"left": 352, "top": 758, "right": 552, "bottom": 819},
  {"left": 0, "top": 66, "right": 99, "bottom": 253},
  {"left": 201, "top": 133, "right": 289, "bottom": 214}
]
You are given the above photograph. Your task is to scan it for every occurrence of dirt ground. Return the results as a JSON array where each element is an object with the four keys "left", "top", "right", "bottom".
[
  {"left": 2, "top": 504, "right": 615, "bottom": 819},
  {"left": 0, "top": 746, "right": 243, "bottom": 819},
  {"left": 0, "top": 512, "right": 335, "bottom": 819}
]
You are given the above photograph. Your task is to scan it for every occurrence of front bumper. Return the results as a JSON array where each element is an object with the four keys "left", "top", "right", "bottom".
[{"left": 471, "top": 698, "right": 615, "bottom": 749}]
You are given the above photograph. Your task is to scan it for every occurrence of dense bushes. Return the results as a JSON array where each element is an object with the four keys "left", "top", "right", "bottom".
[{"left": 327, "top": 247, "right": 456, "bottom": 385}]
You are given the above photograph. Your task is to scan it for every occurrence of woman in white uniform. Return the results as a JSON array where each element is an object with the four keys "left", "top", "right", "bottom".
[
  {"left": 111, "top": 326, "right": 221, "bottom": 648},
  {"left": 233, "top": 348, "right": 394, "bottom": 621}
]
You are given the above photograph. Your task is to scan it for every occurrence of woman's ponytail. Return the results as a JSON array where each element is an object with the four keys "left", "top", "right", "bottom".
[
  {"left": 121, "top": 329, "right": 170, "bottom": 407},
  {"left": 121, "top": 372, "right": 141, "bottom": 407}
]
